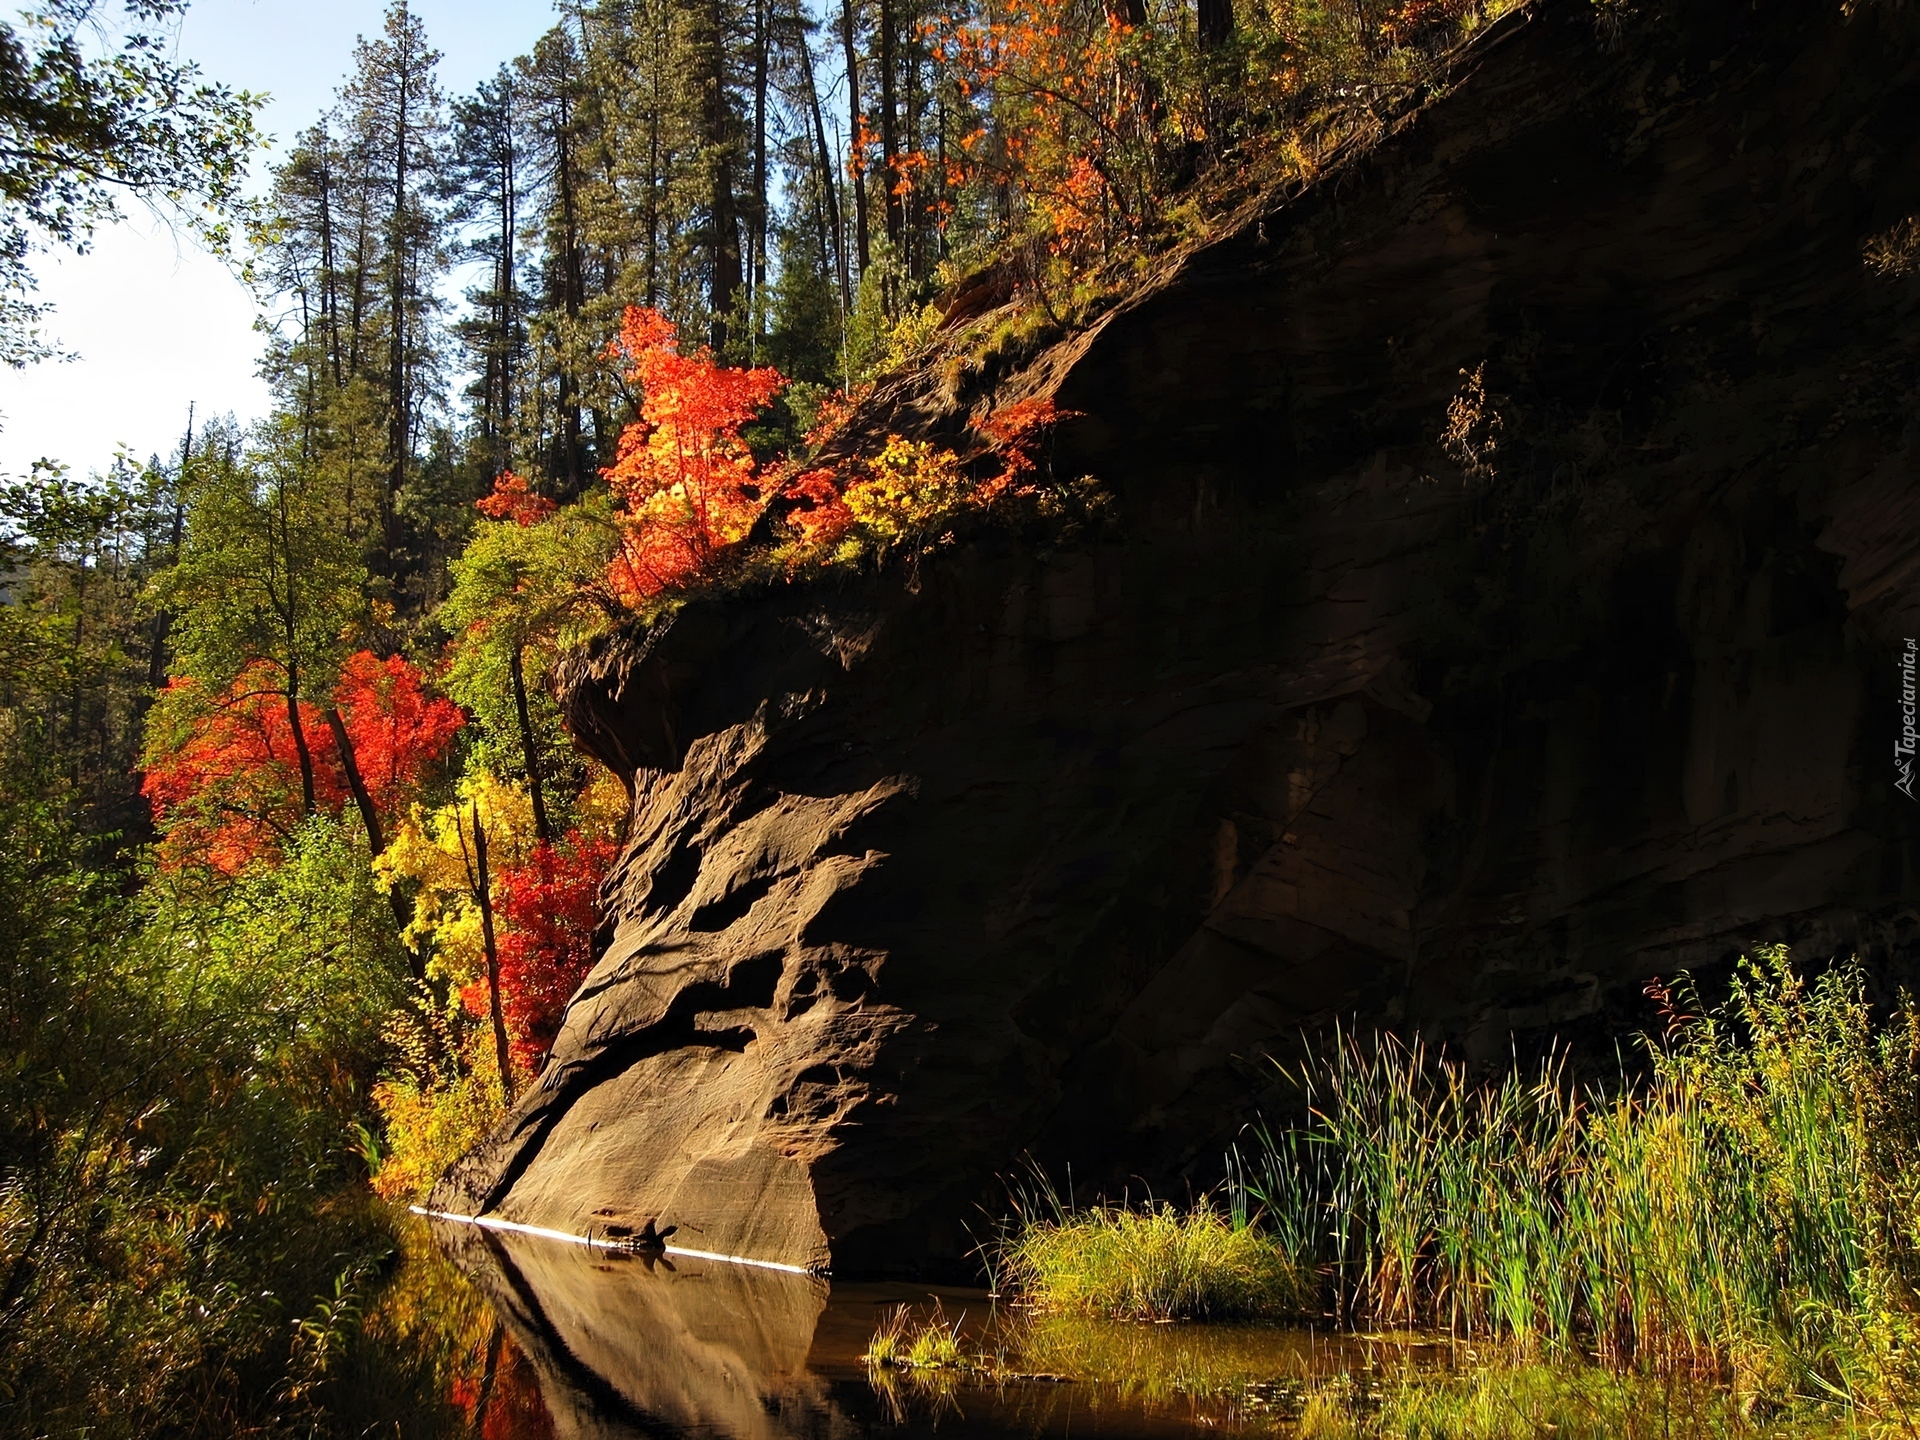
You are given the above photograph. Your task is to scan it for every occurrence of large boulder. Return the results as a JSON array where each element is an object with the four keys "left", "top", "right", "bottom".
[{"left": 436, "top": 0, "right": 1920, "bottom": 1274}]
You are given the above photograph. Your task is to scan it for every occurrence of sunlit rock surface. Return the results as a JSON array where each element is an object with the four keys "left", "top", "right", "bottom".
[{"left": 435, "top": 0, "right": 1920, "bottom": 1273}]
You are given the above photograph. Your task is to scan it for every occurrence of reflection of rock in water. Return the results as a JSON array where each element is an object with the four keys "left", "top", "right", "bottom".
[{"left": 437, "top": 1220, "right": 838, "bottom": 1440}]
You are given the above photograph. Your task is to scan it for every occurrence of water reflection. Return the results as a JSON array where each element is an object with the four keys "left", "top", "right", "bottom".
[
  {"left": 437, "top": 1220, "right": 836, "bottom": 1440},
  {"left": 427, "top": 1218, "right": 1436, "bottom": 1440}
]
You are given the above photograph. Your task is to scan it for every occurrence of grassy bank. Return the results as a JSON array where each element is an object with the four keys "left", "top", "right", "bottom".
[
  {"left": 1247, "top": 948, "right": 1920, "bottom": 1417},
  {"left": 931, "top": 949, "right": 1920, "bottom": 1428}
]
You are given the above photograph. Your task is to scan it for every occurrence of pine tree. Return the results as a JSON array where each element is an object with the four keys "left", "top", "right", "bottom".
[
  {"left": 338, "top": 0, "right": 449, "bottom": 587},
  {"left": 516, "top": 26, "right": 595, "bottom": 497},
  {"left": 448, "top": 68, "right": 527, "bottom": 480}
]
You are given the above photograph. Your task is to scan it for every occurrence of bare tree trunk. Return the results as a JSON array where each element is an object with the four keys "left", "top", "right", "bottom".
[
  {"left": 1197, "top": 0, "right": 1232, "bottom": 47},
  {"left": 750, "top": 0, "right": 770, "bottom": 362},
  {"left": 323, "top": 706, "right": 385, "bottom": 856},
  {"left": 795, "top": 16, "right": 850, "bottom": 315},
  {"left": 327, "top": 705, "right": 421, "bottom": 971},
  {"left": 878, "top": 0, "right": 901, "bottom": 248},
  {"left": 500, "top": 83, "right": 517, "bottom": 477},
  {"left": 472, "top": 808, "right": 515, "bottom": 1107},
  {"left": 317, "top": 143, "right": 344, "bottom": 391},
  {"left": 510, "top": 646, "right": 553, "bottom": 845},
  {"left": 705, "top": 0, "right": 743, "bottom": 352},
  {"left": 555, "top": 89, "right": 586, "bottom": 498},
  {"left": 386, "top": 50, "right": 412, "bottom": 570},
  {"left": 285, "top": 675, "right": 318, "bottom": 817}
]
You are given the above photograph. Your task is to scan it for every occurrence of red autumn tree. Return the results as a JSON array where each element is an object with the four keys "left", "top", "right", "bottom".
[
  {"left": 332, "top": 651, "right": 466, "bottom": 817},
  {"left": 602, "top": 306, "right": 786, "bottom": 599},
  {"left": 449, "top": 1333, "right": 556, "bottom": 1440},
  {"left": 142, "top": 669, "right": 344, "bottom": 874},
  {"left": 142, "top": 651, "right": 462, "bottom": 874},
  {"left": 460, "top": 829, "right": 617, "bottom": 1071}
]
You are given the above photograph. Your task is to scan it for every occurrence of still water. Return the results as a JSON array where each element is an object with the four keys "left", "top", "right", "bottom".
[{"left": 393, "top": 1216, "right": 1444, "bottom": 1440}]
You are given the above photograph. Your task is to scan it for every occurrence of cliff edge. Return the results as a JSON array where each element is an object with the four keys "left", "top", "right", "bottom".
[{"left": 436, "top": 0, "right": 1920, "bottom": 1274}]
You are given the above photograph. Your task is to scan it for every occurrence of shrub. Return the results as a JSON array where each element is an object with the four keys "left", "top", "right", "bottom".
[
  {"left": 0, "top": 788, "right": 407, "bottom": 1434},
  {"left": 995, "top": 1193, "right": 1306, "bottom": 1321},
  {"left": 369, "top": 1026, "right": 506, "bottom": 1205}
]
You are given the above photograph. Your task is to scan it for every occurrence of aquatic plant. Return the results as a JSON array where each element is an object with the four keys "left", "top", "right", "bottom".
[
  {"left": 1242, "top": 948, "right": 1920, "bottom": 1418},
  {"left": 864, "top": 1301, "right": 977, "bottom": 1372},
  {"left": 991, "top": 1183, "right": 1307, "bottom": 1321}
]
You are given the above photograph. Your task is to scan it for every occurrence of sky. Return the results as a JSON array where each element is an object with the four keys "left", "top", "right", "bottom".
[{"left": 0, "top": 0, "right": 564, "bottom": 480}]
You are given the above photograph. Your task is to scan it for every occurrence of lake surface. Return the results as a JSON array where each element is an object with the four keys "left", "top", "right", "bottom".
[{"left": 424, "top": 1216, "right": 1446, "bottom": 1440}]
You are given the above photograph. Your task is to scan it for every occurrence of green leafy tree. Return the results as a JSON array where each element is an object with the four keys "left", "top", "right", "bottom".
[
  {"left": 439, "top": 491, "right": 624, "bottom": 842},
  {"left": 155, "top": 421, "right": 368, "bottom": 822},
  {"left": 0, "top": 754, "right": 410, "bottom": 1431},
  {"left": 0, "top": 452, "right": 179, "bottom": 828},
  {"left": 0, "top": 1, "right": 262, "bottom": 367}
]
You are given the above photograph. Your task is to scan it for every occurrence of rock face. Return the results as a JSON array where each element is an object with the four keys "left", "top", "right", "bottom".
[{"left": 436, "top": 0, "right": 1920, "bottom": 1274}]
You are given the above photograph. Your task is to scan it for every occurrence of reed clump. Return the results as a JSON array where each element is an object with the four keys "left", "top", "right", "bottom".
[
  {"left": 1245, "top": 947, "right": 1920, "bottom": 1418},
  {"left": 864, "top": 1301, "right": 974, "bottom": 1371},
  {"left": 993, "top": 1191, "right": 1307, "bottom": 1321}
]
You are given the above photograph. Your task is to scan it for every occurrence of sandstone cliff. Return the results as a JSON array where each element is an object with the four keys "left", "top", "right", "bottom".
[{"left": 436, "top": 0, "right": 1920, "bottom": 1274}]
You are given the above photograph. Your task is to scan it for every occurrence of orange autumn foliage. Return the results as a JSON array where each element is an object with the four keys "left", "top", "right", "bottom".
[
  {"left": 585, "top": 310, "right": 1069, "bottom": 594},
  {"left": 476, "top": 471, "right": 557, "bottom": 526},
  {"left": 930, "top": 0, "right": 1151, "bottom": 255},
  {"left": 779, "top": 395, "right": 1072, "bottom": 550},
  {"left": 602, "top": 306, "right": 786, "bottom": 599},
  {"left": 335, "top": 652, "right": 467, "bottom": 807},
  {"left": 142, "top": 651, "right": 463, "bottom": 873},
  {"left": 782, "top": 468, "right": 854, "bottom": 547},
  {"left": 449, "top": 1333, "right": 555, "bottom": 1440},
  {"left": 975, "top": 395, "right": 1069, "bottom": 496}
]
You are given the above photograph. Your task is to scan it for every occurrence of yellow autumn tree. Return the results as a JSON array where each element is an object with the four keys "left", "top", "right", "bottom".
[{"left": 367, "top": 773, "right": 537, "bottom": 1202}]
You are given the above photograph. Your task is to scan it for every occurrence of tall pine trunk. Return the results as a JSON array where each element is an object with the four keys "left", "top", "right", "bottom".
[
  {"left": 878, "top": 0, "right": 901, "bottom": 248},
  {"left": 841, "top": 0, "right": 869, "bottom": 277},
  {"left": 705, "top": 0, "right": 743, "bottom": 353},
  {"left": 385, "top": 54, "right": 412, "bottom": 571},
  {"left": 555, "top": 88, "right": 586, "bottom": 498},
  {"left": 795, "top": 16, "right": 849, "bottom": 316},
  {"left": 749, "top": 0, "right": 770, "bottom": 361}
]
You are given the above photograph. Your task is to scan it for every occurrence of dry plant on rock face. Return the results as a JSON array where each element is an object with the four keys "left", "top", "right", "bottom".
[
  {"left": 1863, "top": 216, "right": 1920, "bottom": 278},
  {"left": 1443, "top": 363, "right": 1504, "bottom": 481}
]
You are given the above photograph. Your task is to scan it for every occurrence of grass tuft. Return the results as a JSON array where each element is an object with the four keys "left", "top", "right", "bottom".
[
  {"left": 995, "top": 1192, "right": 1306, "bottom": 1321},
  {"left": 864, "top": 1301, "right": 974, "bottom": 1371}
]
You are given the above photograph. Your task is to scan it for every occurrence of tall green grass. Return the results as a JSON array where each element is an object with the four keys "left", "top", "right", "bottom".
[
  {"left": 1241, "top": 948, "right": 1920, "bottom": 1417},
  {"left": 991, "top": 1186, "right": 1307, "bottom": 1321}
]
